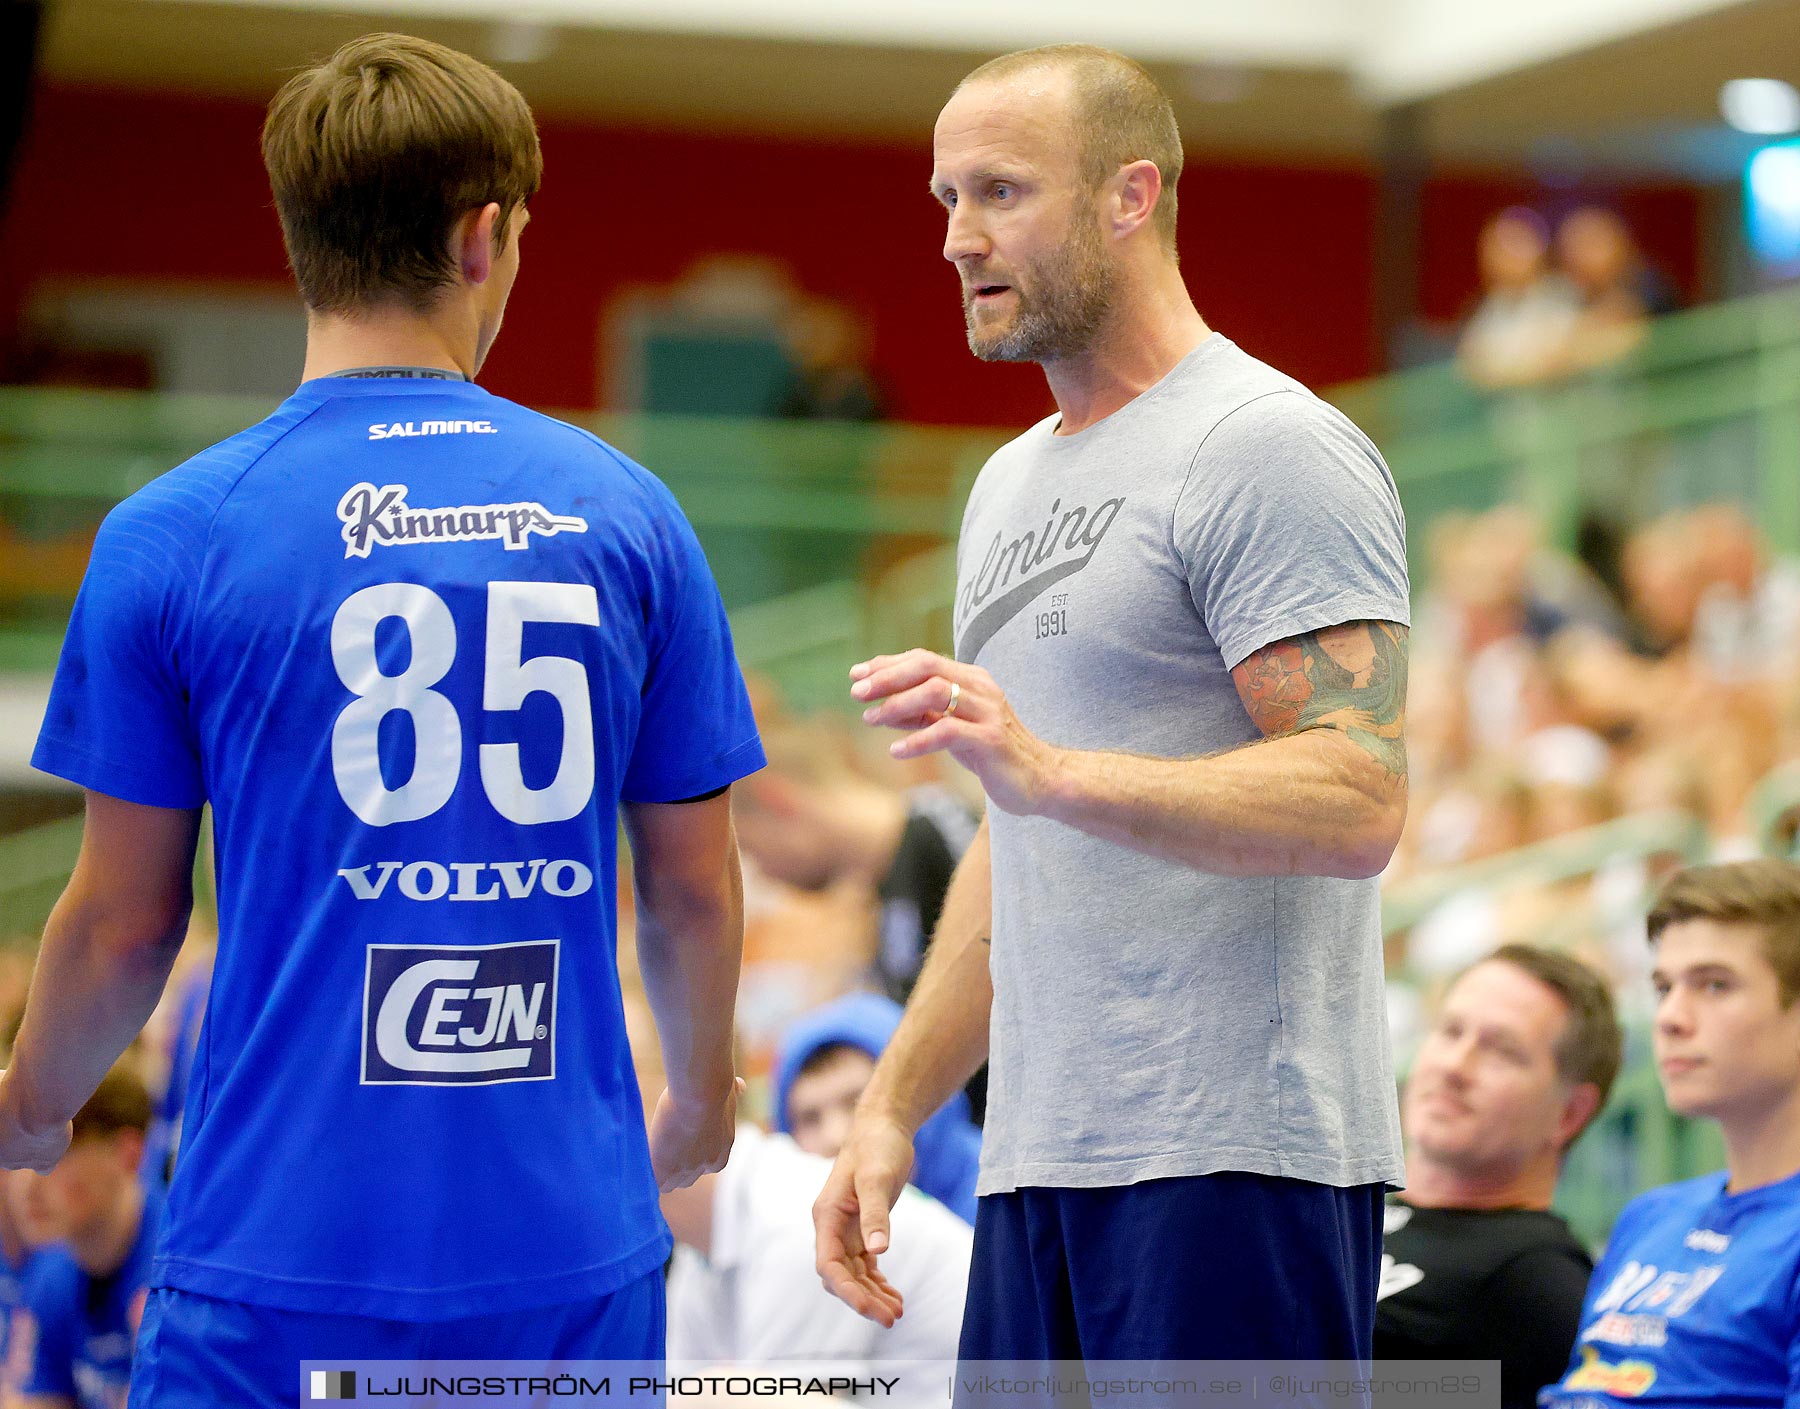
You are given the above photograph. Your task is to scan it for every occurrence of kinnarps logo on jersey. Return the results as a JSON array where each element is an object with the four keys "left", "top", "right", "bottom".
[{"left": 362, "top": 940, "right": 558, "bottom": 1086}]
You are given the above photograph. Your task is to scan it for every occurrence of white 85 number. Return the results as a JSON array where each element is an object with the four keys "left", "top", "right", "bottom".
[{"left": 330, "top": 581, "right": 600, "bottom": 827}]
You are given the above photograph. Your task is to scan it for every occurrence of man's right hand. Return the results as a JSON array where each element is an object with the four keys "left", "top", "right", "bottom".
[
  {"left": 647, "top": 1078, "right": 743, "bottom": 1193},
  {"left": 812, "top": 1113, "right": 915, "bottom": 1327}
]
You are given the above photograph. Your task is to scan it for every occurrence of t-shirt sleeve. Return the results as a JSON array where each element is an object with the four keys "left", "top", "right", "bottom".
[
  {"left": 620, "top": 485, "right": 764, "bottom": 804},
  {"left": 31, "top": 493, "right": 206, "bottom": 808},
  {"left": 1482, "top": 1243, "right": 1596, "bottom": 1409},
  {"left": 1172, "top": 390, "right": 1411, "bottom": 670}
]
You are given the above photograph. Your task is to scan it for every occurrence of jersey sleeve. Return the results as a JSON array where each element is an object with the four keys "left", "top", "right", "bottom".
[
  {"left": 1172, "top": 391, "right": 1411, "bottom": 670},
  {"left": 621, "top": 486, "right": 764, "bottom": 804},
  {"left": 31, "top": 491, "right": 206, "bottom": 808}
]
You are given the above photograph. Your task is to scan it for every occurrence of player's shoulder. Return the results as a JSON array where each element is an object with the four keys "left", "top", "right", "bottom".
[
  {"left": 100, "top": 396, "right": 329, "bottom": 558},
  {"left": 485, "top": 398, "right": 684, "bottom": 512},
  {"left": 1611, "top": 1172, "right": 1729, "bottom": 1242}
]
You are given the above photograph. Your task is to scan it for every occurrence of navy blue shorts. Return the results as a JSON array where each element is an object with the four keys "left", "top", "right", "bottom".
[
  {"left": 128, "top": 1270, "right": 664, "bottom": 1408},
  {"left": 958, "top": 1172, "right": 1384, "bottom": 1361}
]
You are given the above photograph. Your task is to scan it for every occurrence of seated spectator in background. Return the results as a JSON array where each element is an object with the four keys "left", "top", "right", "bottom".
[
  {"left": 773, "top": 993, "right": 980, "bottom": 1225},
  {"left": 1457, "top": 208, "right": 1580, "bottom": 388},
  {"left": 735, "top": 731, "right": 983, "bottom": 1115},
  {"left": 1558, "top": 206, "right": 1679, "bottom": 373},
  {"left": 0, "top": 1165, "right": 53, "bottom": 1396},
  {"left": 620, "top": 993, "right": 969, "bottom": 1389},
  {"left": 1378, "top": 945, "right": 1621, "bottom": 1409},
  {"left": 662, "top": 1124, "right": 970, "bottom": 1393},
  {"left": 1542, "top": 860, "right": 1800, "bottom": 1407},
  {"left": 15, "top": 1066, "right": 158, "bottom": 1409}
]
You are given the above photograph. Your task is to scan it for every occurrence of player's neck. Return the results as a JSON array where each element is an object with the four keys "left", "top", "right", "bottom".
[
  {"left": 301, "top": 304, "right": 477, "bottom": 383},
  {"left": 1721, "top": 1081, "right": 1800, "bottom": 1194},
  {"left": 1402, "top": 1150, "right": 1557, "bottom": 1212},
  {"left": 69, "top": 1181, "right": 143, "bottom": 1279},
  {"left": 1043, "top": 270, "right": 1209, "bottom": 437}
]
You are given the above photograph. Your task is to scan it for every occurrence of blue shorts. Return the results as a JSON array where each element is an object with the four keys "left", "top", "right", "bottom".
[
  {"left": 128, "top": 1271, "right": 664, "bottom": 1408},
  {"left": 958, "top": 1172, "right": 1384, "bottom": 1361}
]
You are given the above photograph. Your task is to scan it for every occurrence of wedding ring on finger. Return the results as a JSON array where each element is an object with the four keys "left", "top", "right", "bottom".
[{"left": 943, "top": 681, "right": 961, "bottom": 718}]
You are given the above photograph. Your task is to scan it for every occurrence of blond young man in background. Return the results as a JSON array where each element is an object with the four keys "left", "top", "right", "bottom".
[{"left": 1543, "top": 860, "right": 1800, "bottom": 1408}]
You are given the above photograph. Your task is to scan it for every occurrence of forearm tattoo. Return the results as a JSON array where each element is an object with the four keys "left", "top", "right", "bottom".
[{"left": 1232, "top": 622, "right": 1409, "bottom": 781}]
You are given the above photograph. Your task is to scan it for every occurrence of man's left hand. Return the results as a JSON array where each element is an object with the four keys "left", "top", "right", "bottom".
[{"left": 851, "top": 649, "right": 1058, "bottom": 815}]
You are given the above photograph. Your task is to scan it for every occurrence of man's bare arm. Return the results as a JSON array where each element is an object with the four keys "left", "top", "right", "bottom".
[
  {"left": 859, "top": 814, "right": 992, "bottom": 1136},
  {"left": 0, "top": 793, "right": 199, "bottom": 1166},
  {"left": 814, "top": 815, "right": 991, "bottom": 1326},
  {"left": 855, "top": 621, "right": 1409, "bottom": 880},
  {"left": 1042, "top": 620, "right": 1408, "bottom": 878},
  {"left": 622, "top": 792, "right": 746, "bottom": 1191}
]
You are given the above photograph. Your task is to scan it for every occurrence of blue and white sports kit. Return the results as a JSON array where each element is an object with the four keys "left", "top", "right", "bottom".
[
  {"left": 1540, "top": 1168, "right": 1800, "bottom": 1406},
  {"left": 32, "top": 372, "right": 763, "bottom": 1385}
]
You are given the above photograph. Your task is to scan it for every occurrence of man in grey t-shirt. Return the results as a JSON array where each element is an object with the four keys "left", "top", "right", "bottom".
[{"left": 813, "top": 43, "right": 1411, "bottom": 1362}]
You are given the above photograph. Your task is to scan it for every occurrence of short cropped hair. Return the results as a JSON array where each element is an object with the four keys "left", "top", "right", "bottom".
[
  {"left": 957, "top": 44, "right": 1182, "bottom": 250},
  {"left": 1480, "top": 943, "right": 1623, "bottom": 1141},
  {"left": 262, "top": 33, "right": 542, "bottom": 313},
  {"left": 1647, "top": 859, "right": 1800, "bottom": 1007},
  {"left": 70, "top": 1064, "right": 152, "bottom": 1144}
]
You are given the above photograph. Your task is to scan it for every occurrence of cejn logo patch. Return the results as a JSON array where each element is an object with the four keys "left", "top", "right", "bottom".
[{"left": 362, "top": 940, "right": 558, "bottom": 1086}]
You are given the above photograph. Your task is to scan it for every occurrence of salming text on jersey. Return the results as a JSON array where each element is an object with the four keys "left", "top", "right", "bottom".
[
  {"left": 369, "top": 419, "right": 497, "bottom": 439},
  {"left": 337, "top": 482, "right": 588, "bottom": 558}
]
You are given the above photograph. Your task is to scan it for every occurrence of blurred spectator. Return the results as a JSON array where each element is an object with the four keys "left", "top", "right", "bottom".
[
  {"left": 662, "top": 1125, "right": 969, "bottom": 1394},
  {"left": 15, "top": 1065, "right": 158, "bottom": 1409},
  {"left": 777, "top": 300, "right": 886, "bottom": 422},
  {"left": 621, "top": 990, "right": 969, "bottom": 1389},
  {"left": 1379, "top": 945, "right": 1621, "bottom": 1409},
  {"left": 0, "top": 1167, "right": 50, "bottom": 1399},
  {"left": 734, "top": 728, "right": 980, "bottom": 1012},
  {"left": 772, "top": 993, "right": 981, "bottom": 1224},
  {"left": 1541, "top": 861, "right": 1800, "bottom": 1407},
  {"left": 1457, "top": 209, "right": 1581, "bottom": 389},
  {"left": 1557, "top": 206, "right": 1680, "bottom": 373}
]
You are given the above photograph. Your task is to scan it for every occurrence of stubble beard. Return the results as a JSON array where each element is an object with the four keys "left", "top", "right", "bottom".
[{"left": 964, "top": 217, "right": 1115, "bottom": 364}]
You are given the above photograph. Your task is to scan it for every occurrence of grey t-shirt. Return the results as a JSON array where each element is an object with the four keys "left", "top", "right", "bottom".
[{"left": 954, "top": 334, "right": 1409, "bottom": 1195}]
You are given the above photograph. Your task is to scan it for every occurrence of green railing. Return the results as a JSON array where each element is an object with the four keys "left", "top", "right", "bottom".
[
  {"left": 9, "top": 282, "right": 1800, "bottom": 679},
  {"left": 1331, "top": 285, "right": 1800, "bottom": 579}
]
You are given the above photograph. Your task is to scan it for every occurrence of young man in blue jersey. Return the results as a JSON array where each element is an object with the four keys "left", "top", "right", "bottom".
[
  {"left": 1542, "top": 859, "right": 1800, "bottom": 1408},
  {"left": 14, "top": 1066, "right": 158, "bottom": 1409},
  {"left": 0, "top": 32, "right": 762, "bottom": 1402}
]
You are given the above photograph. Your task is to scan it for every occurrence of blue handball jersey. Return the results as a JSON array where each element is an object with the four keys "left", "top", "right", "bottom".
[
  {"left": 32, "top": 375, "right": 764, "bottom": 1319},
  {"left": 1540, "top": 1168, "right": 1800, "bottom": 1407}
]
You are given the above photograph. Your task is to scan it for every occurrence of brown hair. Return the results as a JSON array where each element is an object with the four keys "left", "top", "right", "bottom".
[
  {"left": 956, "top": 44, "right": 1183, "bottom": 251},
  {"left": 1481, "top": 943, "right": 1623, "bottom": 1142},
  {"left": 70, "top": 1064, "right": 152, "bottom": 1144},
  {"left": 262, "top": 33, "right": 542, "bottom": 313},
  {"left": 1647, "top": 859, "right": 1800, "bottom": 1006}
]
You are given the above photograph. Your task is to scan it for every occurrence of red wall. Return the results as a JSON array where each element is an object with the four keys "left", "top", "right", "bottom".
[{"left": 0, "top": 85, "right": 1704, "bottom": 426}]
